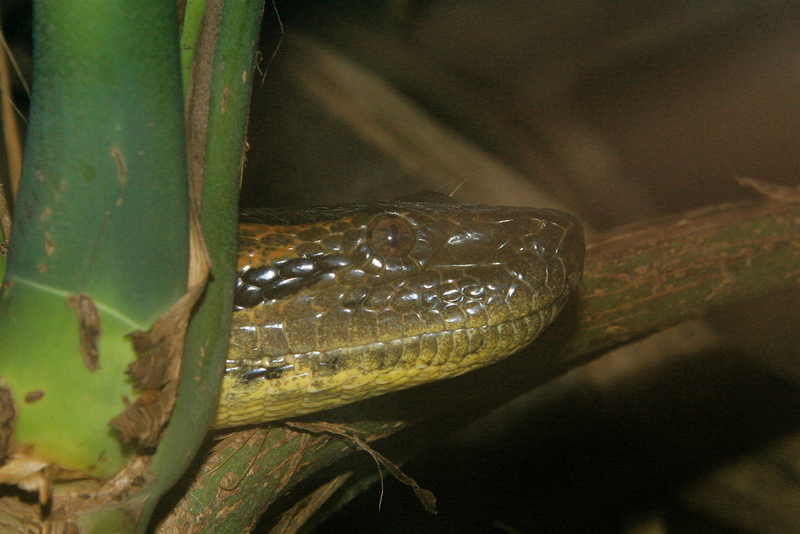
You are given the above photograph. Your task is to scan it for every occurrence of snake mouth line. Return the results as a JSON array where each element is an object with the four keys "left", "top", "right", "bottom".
[
  {"left": 215, "top": 300, "right": 565, "bottom": 428},
  {"left": 226, "top": 288, "right": 569, "bottom": 382}
]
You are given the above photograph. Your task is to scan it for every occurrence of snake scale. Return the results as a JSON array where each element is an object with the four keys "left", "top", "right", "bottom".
[{"left": 213, "top": 193, "right": 584, "bottom": 428}]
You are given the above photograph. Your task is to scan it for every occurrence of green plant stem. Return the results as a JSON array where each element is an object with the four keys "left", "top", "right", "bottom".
[
  {"left": 0, "top": 0, "right": 188, "bottom": 530},
  {"left": 142, "top": 0, "right": 265, "bottom": 530}
]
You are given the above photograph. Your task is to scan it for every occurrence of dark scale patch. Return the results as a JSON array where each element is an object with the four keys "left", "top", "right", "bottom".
[
  {"left": 261, "top": 276, "right": 315, "bottom": 300},
  {"left": 234, "top": 253, "right": 355, "bottom": 309},
  {"left": 279, "top": 257, "right": 316, "bottom": 277},
  {"left": 234, "top": 283, "right": 264, "bottom": 308},
  {"left": 316, "top": 350, "right": 343, "bottom": 376},
  {"left": 241, "top": 265, "right": 278, "bottom": 286},
  {"left": 238, "top": 365, "right": 289, "bottom": 381},
  {"left": 315, "top": 254, "right": 352, "bottom": 270}
]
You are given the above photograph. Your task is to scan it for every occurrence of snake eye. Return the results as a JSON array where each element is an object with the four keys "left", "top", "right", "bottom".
[{"left": 367, "top": 214, "right": 415, "bottom": 258}]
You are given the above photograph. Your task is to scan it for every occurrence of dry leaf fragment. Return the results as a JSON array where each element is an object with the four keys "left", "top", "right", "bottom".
[
  {"left": 287, "top": 421, "right": 437, "bottom": 514},
  {"left": 66, "top": 293, "right": 101, "bottom": 372},
  {"left": 0, "top": 384, "right": 15, "bottom": 458},
  {"left": 0, "top": 456, "right": 52, "bottom": 505}
]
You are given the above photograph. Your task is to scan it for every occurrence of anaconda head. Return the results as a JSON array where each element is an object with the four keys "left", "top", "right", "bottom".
[{"left": 215, "top": 194, "right": 584, "bottom": 428}]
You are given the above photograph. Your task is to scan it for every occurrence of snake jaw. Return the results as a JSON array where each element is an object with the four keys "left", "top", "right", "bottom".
[{"left": 215, "top": 201, "right": 584, "bottom": 428}]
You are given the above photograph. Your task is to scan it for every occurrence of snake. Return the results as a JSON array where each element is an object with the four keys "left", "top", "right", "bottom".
[{"left": 212, "top": 192, "right": 584, "bottom": 428}]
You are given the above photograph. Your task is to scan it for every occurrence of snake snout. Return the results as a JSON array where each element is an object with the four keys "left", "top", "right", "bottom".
[{"left": 533, "top": 210, "right": 585, "bottom": 293}]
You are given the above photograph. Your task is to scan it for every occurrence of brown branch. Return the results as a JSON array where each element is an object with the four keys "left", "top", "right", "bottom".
[
  {"left": 0, "top": 14, "right": 20, "bottom": 242},
  {"left": 572, "top": 200, "right": 800, "bottom": 358},
  {"left": 157, "top": 200, "right": 800, "bottom": 533}
]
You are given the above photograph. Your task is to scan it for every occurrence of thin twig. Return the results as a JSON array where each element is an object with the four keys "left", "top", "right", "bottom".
[{"left": 0, "top": 14, "right": 21, "bottom": 239}]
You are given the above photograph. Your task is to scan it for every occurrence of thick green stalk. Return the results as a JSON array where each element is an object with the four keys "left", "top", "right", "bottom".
[
  {"left": 141, "top": 0, "right": 265, "bottom": 530},
  {"left": 0, "top": 0, "right": 187, "bottom": 497}
]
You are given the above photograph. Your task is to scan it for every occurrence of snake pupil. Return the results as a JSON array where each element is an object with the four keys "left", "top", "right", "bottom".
[{"left": 367, "top": 214, "right": 415, "bottom": 258}]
